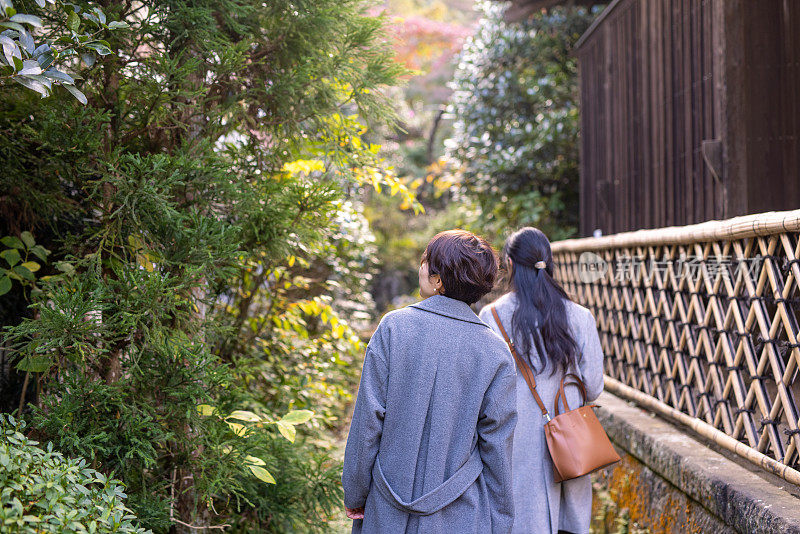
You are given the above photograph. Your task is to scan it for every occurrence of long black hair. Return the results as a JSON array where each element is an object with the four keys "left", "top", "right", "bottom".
[{"left": 504, "top": 227, "right": 579, "bottom": 376}]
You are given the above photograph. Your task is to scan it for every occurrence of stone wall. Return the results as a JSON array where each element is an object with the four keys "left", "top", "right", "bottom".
[{"left": 589, "top": 392, "right": 800, "bottom": 534}]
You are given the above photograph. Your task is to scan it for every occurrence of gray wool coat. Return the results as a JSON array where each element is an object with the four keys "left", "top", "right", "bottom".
[
  {"left": 478, "top": 292, "right": 605, "bottom": 534},
  {"left": 342, "top": 294, "right": 518, "bottom": 534}
]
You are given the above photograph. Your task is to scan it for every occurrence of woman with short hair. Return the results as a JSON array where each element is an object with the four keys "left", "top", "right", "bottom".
[
  {"left": 343, "top": 229, "right": 518, "bottom": 534},
  {"left": 478, "top": 227, "right": 605, "bottom": 534}
]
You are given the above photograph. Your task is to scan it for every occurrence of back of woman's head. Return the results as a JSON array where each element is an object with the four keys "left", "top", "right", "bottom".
[
  {"left": 504, "top": 227, "right": 579, "bottom": 375},
  {"left": 422, "top": 230, "right": 498, "bottom": 305}
]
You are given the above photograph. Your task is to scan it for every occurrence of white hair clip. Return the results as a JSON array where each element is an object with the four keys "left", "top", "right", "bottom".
[{"left": 534, "top": 260, "right": 547, "bottom": 269}]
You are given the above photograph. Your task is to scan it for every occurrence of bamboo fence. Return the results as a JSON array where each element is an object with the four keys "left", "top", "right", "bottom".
[{"left": 551, "top": 209, "right": 800, "bottom": 485}]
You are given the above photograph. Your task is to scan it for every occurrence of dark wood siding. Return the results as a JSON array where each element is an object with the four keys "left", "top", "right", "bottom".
[{"left": 576, "top": 0, "right": 800, "bottom": 237}]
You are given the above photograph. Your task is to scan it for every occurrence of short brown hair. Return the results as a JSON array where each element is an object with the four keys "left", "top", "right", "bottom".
[{"left": 421, "top": 230, "right": 498, "bottom": 305}]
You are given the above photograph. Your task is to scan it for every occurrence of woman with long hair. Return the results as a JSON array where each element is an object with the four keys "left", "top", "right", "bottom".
[
  {"left": 478, "top": 227, "right": 605, "bottom": 534},
  {"left": 343, "top": 229, "right": 518, "bottom": 533}
]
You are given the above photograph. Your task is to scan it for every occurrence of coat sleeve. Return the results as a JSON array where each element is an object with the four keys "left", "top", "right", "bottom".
[
  {"left": 579, "top": 308, "right": 605, "bottom": 401},
  {"left": 476, "top": 356, "right": 517, "bottom": 534},
  {"left": 342, "top": 342, "right": 388, "bottom": 509}
]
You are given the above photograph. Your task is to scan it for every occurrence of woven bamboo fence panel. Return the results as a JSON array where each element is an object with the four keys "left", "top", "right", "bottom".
[{"left": 551, "top": 210, "right": 800, "bottom": 479}]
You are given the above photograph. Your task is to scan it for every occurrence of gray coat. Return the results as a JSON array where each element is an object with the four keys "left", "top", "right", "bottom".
[
  {"left": 342, "top": 295, "right": 518, "bottom": 534},
  {"left": 478, "top": 292, "right": 604, "bottom": 534}
]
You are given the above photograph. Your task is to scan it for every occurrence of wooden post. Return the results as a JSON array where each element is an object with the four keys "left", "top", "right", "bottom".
[{"left": 712, "top": 0, "right": 747, "bottom": 219}]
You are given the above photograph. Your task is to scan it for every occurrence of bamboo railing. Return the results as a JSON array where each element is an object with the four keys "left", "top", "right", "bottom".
[{"left": 551, "top": 209, "right": 800, "bottom": 485}]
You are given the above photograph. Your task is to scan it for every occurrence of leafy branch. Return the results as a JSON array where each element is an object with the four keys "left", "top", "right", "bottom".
[{"left": 0, "top": 0, "right": 128, "bottom": 102}]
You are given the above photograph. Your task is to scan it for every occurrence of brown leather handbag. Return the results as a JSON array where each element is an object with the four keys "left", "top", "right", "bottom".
[{"left": 490, "top": 306, "right": 621, "bottom": 482}]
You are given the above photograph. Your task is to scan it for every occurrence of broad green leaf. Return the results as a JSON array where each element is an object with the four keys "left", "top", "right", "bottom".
[
  {"left": 13, "top": 76, "right": 49, "bottom": 97},
  {"left": 227, "top": 410, "right": 261, "bottom": 422},
  {"left": 29, "top": 245, "right": 49, "bottom": 261},
  {"left": 66, "top": 10, "right": 79, "bottom": 32},
  {"left": 92, "top": 7, "right": 106, "bottom": 24},
  {"left": 1, "top": 236, "right": 24, "bottom": 249},
  {"left": 244, "top": 455, "right": 265, "bottom": 466},
  {"left": 85, "top": 42, "right": 112, "bottom": 56},
  {"left": 64, "top": 83, "right": 87, "bottom": 104},
  {"left": 10, "top": 14, "right": 43, "bottom": 27},
  {"left": 21, "top": 261, "right": 40, "bottom": 272},
  {"left": 0, "top": 20, "right": 26, "bottom": 33},
  {"left": 276, "top": 420, "right": 296, "bottom": 442},
  {"left": 36, "top": 51, "right": 54, "bottom": 69},
  {"left": 196, "top": 404, "right": 215, "bottom": 416},
  {"left": 18, "top": 29, "right": 34, "bottom": 53},
  {"left": 280, "top": 410, "right": 313, "bottom": 425},
  {"left": 107, "top": 20, "right": 129, "bottom": 29},
  {"left": 20, "top": 231, "right": 35, "bottom": 248},
  {"left": 19, "top": 59, "right": 42, "bottom": 76},
  {"left": 1, "top": 248, "right": 21, "bottom": 267},
  {"left": 248, "top": 465, "right": 275, "bottom": 484},
  {"left": 0, "top": 276, "right": 11, "bottom": 296},
  {"left": 33, "top": 43, "right": 51, "bottom": 57},
  {"left": 12, "top": 265, "right": 35, "bottom": 281}
]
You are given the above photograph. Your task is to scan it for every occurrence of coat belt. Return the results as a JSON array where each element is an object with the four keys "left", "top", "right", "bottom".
[{"left": 372, "top": 445, "right": 483, "bottom": 516}]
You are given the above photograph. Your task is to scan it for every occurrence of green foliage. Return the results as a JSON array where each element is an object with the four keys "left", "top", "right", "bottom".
[
  {"left": 0, "top": 231, "right": 49, "bottom": 298},
  {"left": 0, "top": 0, "right": 408, "bottom": 531},
  {"left": 445, "top": 1, "right": 596, "bottom": 240},
  {"left": 0, "top": 413, "right": 149, "bottom": 533},
  {"left": 0, "top": 0, "right": 127, "bottom": 102}
]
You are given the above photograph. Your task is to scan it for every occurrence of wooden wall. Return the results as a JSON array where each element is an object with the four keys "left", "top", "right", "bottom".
[{"left": 576, "top": 0, "right": 800, "bottom": 237}]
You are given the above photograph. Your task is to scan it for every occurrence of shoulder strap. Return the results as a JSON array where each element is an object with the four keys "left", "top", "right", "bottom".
[{"left": 489, "top": 306, "right": 550, "bottom": 420}]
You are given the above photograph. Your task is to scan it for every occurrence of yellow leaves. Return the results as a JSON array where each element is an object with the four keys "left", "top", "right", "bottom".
[
  {"left": 226, "top": 422, "right": 248, "bottom": 437},
  {"left": 276, "top": 421, "right": 296, "bottom": 442},
  {"left": 227, "top": 410, "right": 261, "bottom": 422},
  {"left": 196, "top": 405, "right": 314, "bottom": 485},
  {"left": 276, "top": 410, "right": 314, "bottom": 443},
  {"left": 128, "top": 234, "right": 157, "bottom": 272},
  {"left": 248, "top": 465, "right": 276, "bottom": 484},
  {"left": 20, "top": 261, "right": 40, "bottom": 272},
  {"left": 282, "top": 159, "right": 325, "bottom": 175},
  {"left": 280, "top": 410, "right": 313, "bottom": 424},
  {"left": 331, "top": 324, "right": 345, "bottom": 339},
  {"left": 197, "top": 404, "right": 216, "bottom": 416},
  {"left": 297, "top": 299, "right": 320, "bottom": 316},
  {"left": 196, "top": 402, "right": 314, "bottom": 447},
  {"left": 292, "top": 298, "right": 356, "bottom": 341}
]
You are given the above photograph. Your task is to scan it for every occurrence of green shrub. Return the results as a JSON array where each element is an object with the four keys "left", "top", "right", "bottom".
[
  {"left": 445, "top": 1, "right": 596, "bottom": 239},
  {"left": 0, "top": 414, "right": 149, "bottom": 534}
]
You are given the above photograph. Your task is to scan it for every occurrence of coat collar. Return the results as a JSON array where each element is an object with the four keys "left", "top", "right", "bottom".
[{"left": 409, "top": 295, "right": 488, "bottom": 327}]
